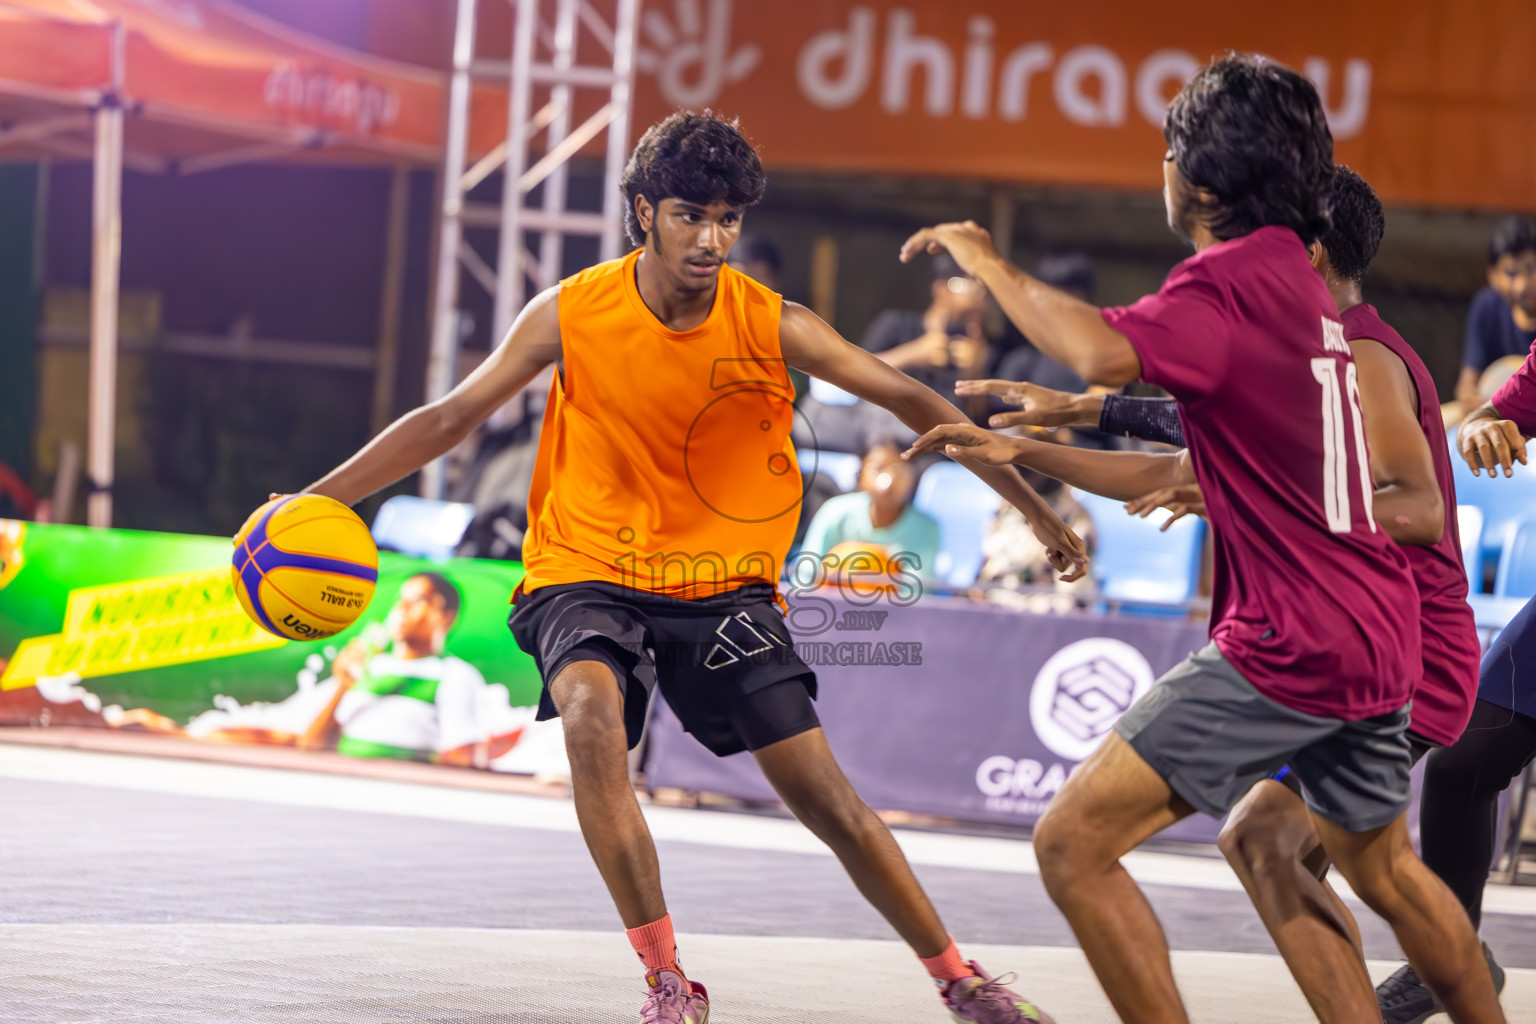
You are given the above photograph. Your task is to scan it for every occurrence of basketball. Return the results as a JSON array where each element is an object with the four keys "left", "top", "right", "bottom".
[{"left": 231, "top": 494, "right": 379, "bottom": 642}]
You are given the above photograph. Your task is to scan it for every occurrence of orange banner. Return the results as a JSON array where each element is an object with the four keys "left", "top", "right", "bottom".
[{"left": 625, "top": 0, "right": 1536, "bottom": 211}]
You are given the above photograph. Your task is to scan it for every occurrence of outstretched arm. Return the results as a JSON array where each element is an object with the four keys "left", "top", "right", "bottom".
[
  {"left": 903, "top": 422, "right": 1193, "bottom": 502},
  {"left": 900, "top": 222, "right": 1141, "bottom": 386},
  {"left": 303, "top": 289, "right": 563, "bottom": 505},
  {"left": 779, "top": 301, "right": 1088, "bottom": 580}
]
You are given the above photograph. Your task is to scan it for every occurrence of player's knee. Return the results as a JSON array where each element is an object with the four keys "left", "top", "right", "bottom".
[
  {"left": 1032, "top": 808, "right": 1091, "bottom": 896},
  {"left": 1217, "top": 812, "right": 1288, "bottom": 878}
]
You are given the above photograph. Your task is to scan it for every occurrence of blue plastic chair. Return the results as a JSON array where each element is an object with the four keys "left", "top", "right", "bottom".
[
  {"left": 1072, "top": 489, "right": 1205, "bottom": 613},
  {"left": 371, "top": 495, "right": 476, "bottom": 562},
  {"left": 1458, "top": 504, "right": 1484, "bottom": 592},
  {"left": 1495, "top": 513, "right": 1536, "bottom": 599},
  {"left": 912, "top": 461, "right": 1003, "bottom": 588},
  {"left": 797, "top": 448, "right": 862, "bottom": 493},
  {"left": 1447, "top": 425, "right": 1536, "bottom": 576}
]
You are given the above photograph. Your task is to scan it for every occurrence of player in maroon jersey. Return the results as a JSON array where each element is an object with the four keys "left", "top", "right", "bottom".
[
  {"left": 900, "top": 55, "right": 1506, "bottom": 1023},
  {"left": 957, "top": 166, "right": 1500, "bottom": 1023}
]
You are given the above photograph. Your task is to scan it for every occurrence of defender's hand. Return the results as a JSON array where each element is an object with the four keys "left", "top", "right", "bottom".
[
  {"left": 957, "top": 379, "right": 1092, "bottom": 429},
  {"left": 1459, "top": 418, "right": 1528, "bottom": 477},
  {"left": 902, "top": 422, "right": 1021, "bottom": 466},
  {"left": 1030, "top": 515, "right": 1090, "bottom": 582},
  {"left": 1125, "top": 485, "right": 1207, "bottom": 531},
  {"left": 899, "top": 221, "right": 1002, "bottom": 278}
]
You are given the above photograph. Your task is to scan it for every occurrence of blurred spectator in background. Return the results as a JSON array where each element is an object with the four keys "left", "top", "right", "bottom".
[
  {"left": 992, "top": 253, "right": 1095, "bottom": 397},
  {"left": 973, "top": 462, "right": 1097, "bottom": 614},
  {"left": 801, "top": 438, "right": 940, "bottom": 581},
  {"left": 862, "top": 253, "right": 991, "bottom": 404},
  {"left": 451, "top": 365, "right": 554, "bottom": 561},
  {"left": 793, "top": 254, "right": 991, "bottom": 453},
  {"left": 729, "top": 234, "right": 809, "bottom": 403},
  {"left": 1456, "top": 216, "right": 1536, "bottom": 407}
]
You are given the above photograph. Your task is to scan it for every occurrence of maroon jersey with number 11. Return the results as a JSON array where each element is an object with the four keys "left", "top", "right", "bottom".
[{"left": 1103, "top": 226, "right": 1420, "bottom": 721}]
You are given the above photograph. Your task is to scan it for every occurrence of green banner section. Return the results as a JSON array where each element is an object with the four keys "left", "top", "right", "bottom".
[{"left": 0, "top": 520, "right": 557, "bottom": 774}]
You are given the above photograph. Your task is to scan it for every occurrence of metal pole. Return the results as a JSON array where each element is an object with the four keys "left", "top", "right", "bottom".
[
  {"left": 601, "top": 0, "right": 639, "bottom": 261},
  {"left": 422, "top": 0, "right": 479, "bottom": 499},
  {"left": 493, "top": 0, "right": 538, "bottom": 342},
  {"left": 371, "top": 167, "right": 410, "bottom": 436},
  {"left": 86, "top": 25, "right": 126, "bottom": 529},
  {"left": 538, "top": 0, "right": 577, "bottom": 293}
]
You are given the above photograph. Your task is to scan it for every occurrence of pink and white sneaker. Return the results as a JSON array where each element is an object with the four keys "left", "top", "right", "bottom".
[
  {"left": 641, "top": 969, "right": 709, "bottom": 1024},
  {"left": 941, "top": 961, "right": 1056, "bottom": 1023}
]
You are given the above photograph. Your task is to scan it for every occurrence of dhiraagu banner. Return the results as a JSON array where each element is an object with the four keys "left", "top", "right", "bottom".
[{"left": 0, "top": 520, "right": 563, "bottom": 777}]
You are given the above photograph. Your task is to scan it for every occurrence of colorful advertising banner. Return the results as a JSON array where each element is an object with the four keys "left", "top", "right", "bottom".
[
  {"left": 618, "top": 0, "right": 1536, "bottom": 211},
  {"left": 0, "top": 520, "right": 565, "bottom": 777}
]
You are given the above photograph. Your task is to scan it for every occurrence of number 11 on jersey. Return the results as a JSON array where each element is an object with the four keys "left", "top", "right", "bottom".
[{"left": 1311, "top": 352, "right": 1377, "bottom": 535}]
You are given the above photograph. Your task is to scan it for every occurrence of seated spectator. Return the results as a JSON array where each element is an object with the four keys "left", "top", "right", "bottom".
[
  {"left": 729, "top": 234, "right": 809, "bottom": 404},
  {"left": 800, "top": 439, "right": 940, "bottom": 582},
  {"left": 793, "top": 255, "right": 991, "bottom": 453},
  {"left": 973, "top": 464, "right": 1096, "bottom": 614},
  {"left": 1456, "top": 215, "right": 1536, "bottom": 407}
]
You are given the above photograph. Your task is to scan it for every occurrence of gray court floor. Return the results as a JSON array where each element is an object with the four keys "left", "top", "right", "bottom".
[{"left": 1, "top": 745, "right": 1532, "bottom": 1022}]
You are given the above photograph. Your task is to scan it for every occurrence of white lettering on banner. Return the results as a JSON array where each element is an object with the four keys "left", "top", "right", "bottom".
[
  {"left": 798, "top": 7, "right": 878, "bottom": 109},
  {"left": 1029, "top": 637, "right": 1155, "bottom": 762},
  {"left": 263, "top": 64, "right": 401, "bottom": 134},
  {"left": 638, "top": 2, "right": 1373, "bottom": 137},
  {"left": 1054, "top": 45, "right": 1127, "bottom": 127},
  {"left": 637, "top": 0, "right": 763, "bottom": 107},
  {"left": 975, "top": 755, "right": 1068, "bottom": 799},
  {"left": 882, "top": 10, "right": 955, "bottom": 115}
]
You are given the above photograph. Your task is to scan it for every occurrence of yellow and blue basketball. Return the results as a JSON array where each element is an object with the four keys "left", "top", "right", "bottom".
[{"left": 231, "top": 494, "right": 378, "bottom": 642}]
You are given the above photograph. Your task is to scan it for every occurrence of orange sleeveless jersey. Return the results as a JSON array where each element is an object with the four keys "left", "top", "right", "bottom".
[{"left": 520, "top": 249, "right": 803, "bottom": 600}]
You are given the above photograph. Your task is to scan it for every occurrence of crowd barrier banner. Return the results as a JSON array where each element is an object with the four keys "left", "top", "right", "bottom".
[
  {"left": 0, "top": 520, "right": 564, "bottom": 776},
  {"left": 623, "top": 0, "right": 1536, "bottom": 211},
  {"left": 645, "top": 590, "right": 1224, "bottom": 840}
]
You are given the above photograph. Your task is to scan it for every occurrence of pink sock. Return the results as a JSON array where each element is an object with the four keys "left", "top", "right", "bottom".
[
  {"left": 627, "top": 913, "right": 685, "bottom": 980},
  {"left": 920, "top": 938, "right": 979, "bottom": 982}
]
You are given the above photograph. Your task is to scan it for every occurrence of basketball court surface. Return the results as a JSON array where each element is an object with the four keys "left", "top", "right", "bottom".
[{"left": 4, "top": 743, "right": 1533, "bottom": 1023}]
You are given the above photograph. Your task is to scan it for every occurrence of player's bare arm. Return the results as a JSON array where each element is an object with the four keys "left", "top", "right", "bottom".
[
  {"left": 904, "top": 421, "right": 1192, "bottom": 502},
  {"left": 1349, "top": 337, "right": 1444, "bottom": 545},
  {"left": 1458, "top": 399, "right": 1529, "bottom": 477},
  {"left": 303, "top": 288, "right": 563, "bottom": 506},
  {"left": 899, "top": 221, "right": 1141, "bottom": 386},
  {"left": 778, "top": 300, "right": 1088, "bottom": 580},
  {"left": 955, "top": 378, "right": 1106, "bottom": 430}
]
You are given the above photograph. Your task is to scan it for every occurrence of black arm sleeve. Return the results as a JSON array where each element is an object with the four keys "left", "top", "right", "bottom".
[{"left": 1099, "top": 395, "right": 1186, "bottom": 448}]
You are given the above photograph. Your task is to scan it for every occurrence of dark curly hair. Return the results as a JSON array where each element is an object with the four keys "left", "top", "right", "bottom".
[
  {"left": 621, "top": 111, "right": 766, "bottom": 247},
  {"left": 1321, "top": 166, "right": 1383, "bottom": 284},
  {"left": 1164, "top": 53, "right": 1335, "bottom": 246}
]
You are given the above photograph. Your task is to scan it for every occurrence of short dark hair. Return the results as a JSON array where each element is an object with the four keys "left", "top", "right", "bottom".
[
  {"left": 621, "top": 111, "right": 767, "bottom": 247},
  {"left": 931, "top": 253, "right": 965, "bottom": 283},
  {"left": 410, "top": 572, "right": 461, "bottom": 619},
  {"left": 735, "top": 235, "right": 782, "bottom": 274},
  {"left": 1035, "top": 252, "right": 1096, "bottom": 299},
  {"left": 1164, "top": 53, "right": 1335, "bottom": 245},
  {"left": 1487, "top": 216, "right": 1536, "bottom": 267},
  {"left": 1321, "top": 166, "right": 1383, "bottom": 285}
]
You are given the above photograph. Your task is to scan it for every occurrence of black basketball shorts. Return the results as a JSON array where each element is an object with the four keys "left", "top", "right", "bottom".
[{"left": 508, "top": 580, "right": 820, "bottom": 757}]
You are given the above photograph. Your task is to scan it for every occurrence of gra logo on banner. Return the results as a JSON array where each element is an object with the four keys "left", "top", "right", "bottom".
[{"left": 1028, "top": 637, "right": 1153, "bottom": 762}]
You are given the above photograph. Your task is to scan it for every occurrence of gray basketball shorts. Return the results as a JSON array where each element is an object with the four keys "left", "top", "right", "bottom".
[{"left": 1113, "top": 642, "right": 1414, "bottom": 833}]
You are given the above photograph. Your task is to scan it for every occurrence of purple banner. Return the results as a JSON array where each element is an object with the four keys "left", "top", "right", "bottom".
[{"left": 643, "top": 594, "right": 1221, "bottom": 840}]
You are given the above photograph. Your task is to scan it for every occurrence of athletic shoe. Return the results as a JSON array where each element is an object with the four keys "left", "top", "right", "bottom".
[
  {"left": 641, "top": 969, "right": 709, "bottom": 1024},
  {"left": 1376, "top": 942, "right": 1506, "bottom": 1024},
  {"left": 941, "top": 961, "right": 1056, "bottom": 1023}
]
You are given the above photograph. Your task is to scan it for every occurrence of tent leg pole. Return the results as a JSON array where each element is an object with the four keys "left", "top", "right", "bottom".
[
  {"left": 86, "top": 103, "right": 124, "bottom": 529},
  {"left": 423, "top": 0, "right": 478, "bottom": 500}
]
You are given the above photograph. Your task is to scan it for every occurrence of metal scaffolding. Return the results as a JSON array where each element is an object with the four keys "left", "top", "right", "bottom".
[{"left": 423, "top": 0, "right": 639, "bottom": 498}]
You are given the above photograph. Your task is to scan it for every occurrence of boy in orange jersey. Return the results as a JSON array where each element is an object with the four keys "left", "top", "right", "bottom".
[{"left": 293, "top": 112, "right": 1084, "bottom": 1023}]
